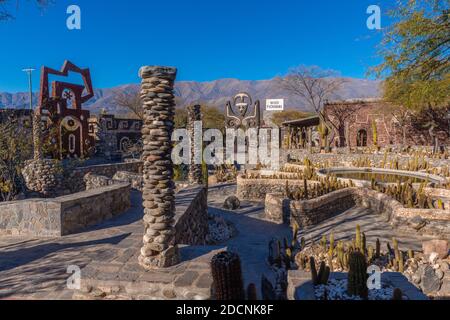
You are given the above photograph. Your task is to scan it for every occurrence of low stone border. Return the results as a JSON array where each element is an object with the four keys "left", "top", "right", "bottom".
[
  {"left": 265, "top": 194, "right": 289, "bottom": 224},
  {"left": 317, "top": 167, "right": 446, "bottom": 187},
  {"left": 174, "top": 186, "right": 209, "bottom": 245},
  {"left": 0, "top": 183, "right": 131, "bottom": 237},
  {"left": 236, "top": 176, "right": 319, "bottom": 201},
  {"left": 287, "top": 270, "right": 429, "bottom": 300}
]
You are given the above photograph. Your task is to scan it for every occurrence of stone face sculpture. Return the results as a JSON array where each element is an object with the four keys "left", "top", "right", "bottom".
[
  {"left": 138, "top": 66, "right": 180, "bottom": 269},
  {"left": 225, "top": 92, "right": 261, "bottom": 129}
]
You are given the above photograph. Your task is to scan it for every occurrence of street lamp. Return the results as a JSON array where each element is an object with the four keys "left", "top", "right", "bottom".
[{"left": 22, "top": 68, "right": 35, "bottom": 110}]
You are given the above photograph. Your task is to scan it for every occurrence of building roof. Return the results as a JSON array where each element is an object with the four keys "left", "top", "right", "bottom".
[{"left": 282, "top": 115, "right": 320, "bottom": 127}]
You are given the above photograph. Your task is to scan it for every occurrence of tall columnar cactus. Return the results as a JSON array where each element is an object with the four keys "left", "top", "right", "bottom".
[
  {"left": 211, "top": 251, "right": 245, "bottom": 300},
  {"left": 246, "top": 283, "right": 258, "bottom": 300},
  {"left": 310, "top": 257, "right": 319, "bottom": 285},
  {"left": 347, "top": 251, "right": 369, "bottom": 299},
  {"left": 355, "top": 225, "right": 361, "bottom": 251},
  {"left": 392, "top": 288, "right": 403, "bottom": 300}
]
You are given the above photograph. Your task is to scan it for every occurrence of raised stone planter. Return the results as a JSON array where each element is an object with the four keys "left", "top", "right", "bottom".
[
  {"left": 0, "top": 183, "right": 131, "bottom": 237},
  {"left": 265, "top": 193, "right": 288, "bottom": 224},
  {"left": 288, "top": 187, "right": 450, "bottom": 239},
  {"left": 236, "top": 175, "right": 319, "bottom": 201}
]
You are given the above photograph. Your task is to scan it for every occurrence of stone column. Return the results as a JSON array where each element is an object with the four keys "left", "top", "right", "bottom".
[
  {"left": 138, "top": 66, "right": 179, "bottom": 269},
  {"left": 187, "top": 104, "right": 203, "bottom": 185},
  {"left": 32, "top": 109, "right": 42, "bottom": 160}
]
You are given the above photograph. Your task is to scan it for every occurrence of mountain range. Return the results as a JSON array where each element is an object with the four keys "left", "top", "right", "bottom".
[{"left": 0, "top": 77, "right": 380, "bottom": 115}]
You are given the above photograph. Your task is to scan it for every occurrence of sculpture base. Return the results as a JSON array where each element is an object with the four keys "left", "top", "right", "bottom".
[{"left": 138, "top": 245, "right": 180, "bottom": 270}]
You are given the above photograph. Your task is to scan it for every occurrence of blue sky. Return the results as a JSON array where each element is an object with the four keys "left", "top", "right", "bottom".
[{"left": 0, "top": 0, "right": 385, "bottom": 92}]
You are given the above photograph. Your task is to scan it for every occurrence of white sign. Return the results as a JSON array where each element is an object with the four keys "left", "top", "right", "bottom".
[{"left": 266, "top": 99, "right": 284, "bottom": 111}]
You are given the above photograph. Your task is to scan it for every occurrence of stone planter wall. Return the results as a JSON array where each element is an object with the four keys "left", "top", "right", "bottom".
[
  {"left": 66, "top": 161, "right": 143, "bottom": 193},
  {"left": 174, "top": 186, "right": 209, "bottom": 245},
  {"left": 0, "top": 183, "right": 131, "bottom": 237},
  {"left": 288, "top": 187, "right": 450, "bottom": 238},
  {"left": 236, "top": 176, "right": 319, "bottom": 201},
  {"left": 265, "top": 193, "right": 289, "bottom": 224},
  {"left": 282, "top": 148, "right": 450, "bottom": 170},
  {"left": 290, "top": 188, "right": 358, "bottom": 228},
  {"left": 22, "top": 159, "right": 65, "bottom": 197}
]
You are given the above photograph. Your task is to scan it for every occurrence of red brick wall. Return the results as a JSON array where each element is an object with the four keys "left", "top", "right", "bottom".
[{"left": 324, "top": 100, "right": 450, "bottom": 148}]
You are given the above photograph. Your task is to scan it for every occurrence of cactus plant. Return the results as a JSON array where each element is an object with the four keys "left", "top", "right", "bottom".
[
  {"left": 211, "top": 251, "right": 245, "bottom": 300},
  {"left": 310, "top": 256, "right": 319, "bottom": 285},
  {"left": 376, "top": 238, "right": 381, "bottom": 258},
  {"left": 392, "top": 288, "right": 403, "bottom": 300},
  {"left": 347, "top": 251, "right": 368, "bottom": 299},
  {"left": 246, "top": 283, "right": 258, "bottom": 300}
]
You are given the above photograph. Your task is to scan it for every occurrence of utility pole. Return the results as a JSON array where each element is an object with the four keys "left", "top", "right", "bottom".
[{"left": 22, "top": 68, "right": 35, "bottom": 110}]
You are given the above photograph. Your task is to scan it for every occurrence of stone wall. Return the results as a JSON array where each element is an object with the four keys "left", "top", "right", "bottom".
[
  {"left": 84, "top": 171, "right": 143, "bottom": 191},
  {"left": 236, "top": 176, "right": 319, "bottom": 201},
  {"left": 288, "top": 187, "right": 450, "bottom": 238},
  {"left": 0, "top": 183, "right": 131, "bottom": 237},
  {"left": 281, "top": 149, "right": 450, "bottom": 170},
  {"left": 265, "top": 194, "right": 289, "bottom": 224},
  {"left": 290, "top": 188, "right": 358, "bottom": 228},
  {"left": 174, "top": 186, "right": 209, "bottom": 245},
  {"left": 65, "top": 161, "right": 143, "bottom": 193},
  {"left": 22, "top": 159, "right": 65, "bottom": 197}
]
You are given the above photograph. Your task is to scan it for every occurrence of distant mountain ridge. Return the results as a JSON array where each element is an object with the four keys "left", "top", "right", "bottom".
[{"left": 0, "top": 77, "right": 380, "bottom": 115}]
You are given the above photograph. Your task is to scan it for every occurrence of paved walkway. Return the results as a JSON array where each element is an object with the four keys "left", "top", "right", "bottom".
[
  {"left": 298, "top": 206, "right": 434, "bottom": 251},
  {"left": 0, "top": 184, "right": 433, "bottom": 300}
]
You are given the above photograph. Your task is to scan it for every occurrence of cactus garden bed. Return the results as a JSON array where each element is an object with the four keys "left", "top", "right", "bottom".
[{"left": 314, "top": 279, "right": 406, "bottom": 300}]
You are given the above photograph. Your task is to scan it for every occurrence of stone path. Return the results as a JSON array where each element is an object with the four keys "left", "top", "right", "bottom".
[
  {"left": 208, "top": 184, "right": 292, "bottom": 295},
  {"left": 0, "top": 185, "right": 291, "bottom": 300}
]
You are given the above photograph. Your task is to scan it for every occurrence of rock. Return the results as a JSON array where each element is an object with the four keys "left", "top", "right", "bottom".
[
  {"left": 421, "top": 266, "right": 442, "bottom": 294},
  {"left": 429, "top": 252, "right": 440, "bottom": 264},
  {"left": 439, "top": 262, "right": 449, "bottom": 272},
  {"left": 223, "top": 196, "right": 241, "bottom": 210},
  {"left": 436, "top": 269, "right": 445, "bottom": 280},
  {"left": 423, "top": 240, "right": 449, "bottom": 259},
  {"left": 208, "top": 175, "right": 218, "bottom": 185},
  {"left": 412, "top": 273, "right": 421, "bottom": 285},
  {"left": 409, "top": 216, "right": 428, "bottom": 231}
]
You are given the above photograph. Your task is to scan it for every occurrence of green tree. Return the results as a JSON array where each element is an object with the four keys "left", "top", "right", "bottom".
[
  {"left": 270, "top": 110, "right": 312, "bottom": 127},
  {"left": 373, "top": 0, "right": 449, "bottom": 110},
  {"left": 0, "top": 0, "right": 51, "bottom": 20},
  {"left": 201, "top": 105, "right": 225, "bottom": 131},
  {"left": 0, "top": 116, "right": 33, "bottom": 201},
  {"left": 174, "top": 108, "right": 188, "bottom": 128}
]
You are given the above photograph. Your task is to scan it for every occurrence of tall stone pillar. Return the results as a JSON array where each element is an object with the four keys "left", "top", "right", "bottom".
[
  {"left": 187, "top": 105, "right": 203, "bottom": 185},
  {"left": 138, "top": 66, "right": 179, "bottom": 269},
  {"left": 32, "top": 109, "right": 42, "bottom": 160}
]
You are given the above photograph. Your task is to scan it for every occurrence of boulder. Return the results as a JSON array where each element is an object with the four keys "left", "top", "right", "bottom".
[
  {"left": 223, "top": 196, "right": 241, "bottom": 210},
  {"left": 421, "top": 265, "right": 442, "bottom": 294},
  {"left": 423, "top": 240, "right": 449, "bottom": 259}
]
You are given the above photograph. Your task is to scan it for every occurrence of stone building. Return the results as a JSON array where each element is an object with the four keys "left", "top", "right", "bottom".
[
  {"left": 282, "top": 98, "right": 450, "bottom": 149},
  {"left": 324, "top": 99, "right": 450, "bottom": 148},
  {"left": 88, "top": 114, "right": 143, "bottom": 158}
]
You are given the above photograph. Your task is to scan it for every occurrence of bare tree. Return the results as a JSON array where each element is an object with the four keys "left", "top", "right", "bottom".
[
  {"left": 0, "top": 0, "right": 52, "bottom": 20},
  {"left": 112, "top": 88, "right": 144, "bottom": 120},
  {"left": 276, "top": 65, "right": 348, "bottom": 149},
  {"left": 324, "top": 103, "right": 363, "bottom": 147}
]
